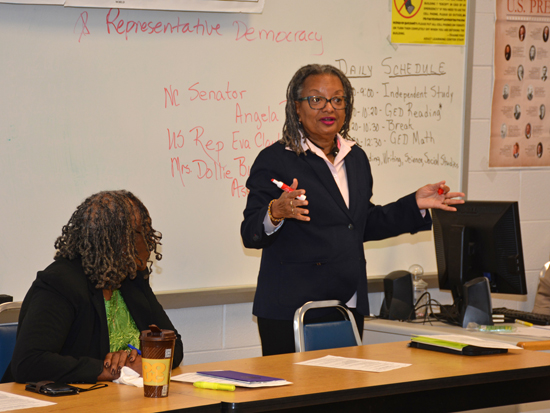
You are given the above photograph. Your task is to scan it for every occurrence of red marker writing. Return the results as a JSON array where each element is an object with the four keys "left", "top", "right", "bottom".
[
  {"left": 271, "top": 179, "right": 306, "bottom": 201},
  {"left": 438, "top": 187, "right": 444, "bottom": 195}
]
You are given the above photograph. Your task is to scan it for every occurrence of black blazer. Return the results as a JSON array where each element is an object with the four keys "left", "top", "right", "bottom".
[
  {"left": 241, "top": 142, "right": 432, "bottom": 320},
  {"left": 4, "top": 258, "right": 183, "bottom": 383}
]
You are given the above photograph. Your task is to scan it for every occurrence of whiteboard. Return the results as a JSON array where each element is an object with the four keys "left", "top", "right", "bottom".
[{"left": 0, "top": 0, "right": 468, "bottom": 300}]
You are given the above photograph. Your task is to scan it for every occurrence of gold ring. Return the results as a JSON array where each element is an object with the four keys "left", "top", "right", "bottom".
[{"left": 290, "top": 200, "right": 294, "bottom": 208}]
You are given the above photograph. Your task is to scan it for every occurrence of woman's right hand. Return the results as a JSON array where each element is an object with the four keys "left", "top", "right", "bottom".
[
  {"left": 97, "top": 348, "right": 141, "bottom": 381},
  {"left": 270, "top": 178, "right": 309, "bottom": 223}
]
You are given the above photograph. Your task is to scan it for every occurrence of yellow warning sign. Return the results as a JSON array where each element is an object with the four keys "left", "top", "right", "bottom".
[{"left": 391, "top": 0, "right": 468, "bottom": 45}]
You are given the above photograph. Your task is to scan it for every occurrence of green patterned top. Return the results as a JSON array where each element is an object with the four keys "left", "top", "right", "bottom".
[{"left": 104, "top": 289, "right": 140, "bottom": 353}]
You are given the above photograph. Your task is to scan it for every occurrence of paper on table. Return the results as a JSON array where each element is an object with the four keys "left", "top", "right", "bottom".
[
  {"left": 512, "top": 325, "right": 550, "bottom": 338},
  {"left": 295, "top": 355, "right": 410, "bottom": 372},
  {"left": 0, "top": 390, "right": 56, "bottom": 412},
  {"left": 413, "top": 334, "right": 521, "bottom": 350},
  {"left": 171, "top": 372, "right": 292, "bottom": 388}
]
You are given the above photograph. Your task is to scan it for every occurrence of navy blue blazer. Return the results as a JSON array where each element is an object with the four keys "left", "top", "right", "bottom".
[{"left": 241, "top": 141, "right": 432, "bottom": 320}]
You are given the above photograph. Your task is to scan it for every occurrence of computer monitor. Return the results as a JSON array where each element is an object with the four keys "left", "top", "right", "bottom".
[{"left": 432, "top": 201, "right": 527, "bottom": 326}]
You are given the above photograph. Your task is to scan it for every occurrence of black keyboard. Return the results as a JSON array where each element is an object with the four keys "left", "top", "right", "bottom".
[{"left": 492, "top": 307, "right": 550, "bottom": 326}]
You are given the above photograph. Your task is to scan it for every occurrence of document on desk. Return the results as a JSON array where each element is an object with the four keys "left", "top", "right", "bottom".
[
  {"left": 512, "top": 325, "right": 550, "bottom": 338},
  {"left": 295, "top": 355, "right": 410, "bottom": 372},
  {"left": 171, "top": 372, "right": 292, "bottom": 388},
  {"left": 0, "top": 390, "right": 56, "bottom": 412}
]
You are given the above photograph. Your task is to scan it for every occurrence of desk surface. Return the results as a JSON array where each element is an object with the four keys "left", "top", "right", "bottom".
[
  {"left": 171, "top": 341, "right": 550, "bottom": 413},
  {"left": 5, "top": 341, "right": 550, "bottom": 413},
  {"left": 0, "top": 381, "right": 219, "bottom": 413}
]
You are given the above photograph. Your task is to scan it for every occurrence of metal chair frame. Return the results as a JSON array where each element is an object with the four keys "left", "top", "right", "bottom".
[{"left": 293, "top": 300, "right": 362, "bottom": 352}]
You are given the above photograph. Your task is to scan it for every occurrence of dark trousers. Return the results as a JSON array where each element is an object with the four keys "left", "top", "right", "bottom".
[{"left": 257, "top": 308, "right": 365, "bottom": 356}]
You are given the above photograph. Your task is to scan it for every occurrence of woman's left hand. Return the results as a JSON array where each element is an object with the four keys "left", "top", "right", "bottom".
[
  {"left": 125, "top": 352, "right": 142, "bottom": 376},
  {"left": 416, "top": 180, "right": 465, "bottom": 211},
  {"left": 103, "top": 348, "right": 142, "bottom": 377}
]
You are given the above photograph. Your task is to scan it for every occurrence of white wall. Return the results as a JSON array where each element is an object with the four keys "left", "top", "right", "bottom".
[{"left": 166, "top": 0, "right": 550, "bottom": 367}]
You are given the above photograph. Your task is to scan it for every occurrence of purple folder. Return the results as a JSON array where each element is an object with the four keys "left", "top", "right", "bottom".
[{"left": 196, "top": 370, "right": 283, "bottom": 383}]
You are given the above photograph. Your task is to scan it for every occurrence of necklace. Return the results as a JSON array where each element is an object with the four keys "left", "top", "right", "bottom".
[{"left": 308, "top": 136, "right": 339, "bottom": 157}]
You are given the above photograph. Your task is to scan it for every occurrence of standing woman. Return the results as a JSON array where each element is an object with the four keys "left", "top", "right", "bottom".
[
  {"left": 241, "top": 64, "right": 464, "bottom": 356},
  {"left": 4, "top": 190, "right": 183, "bottom": 383}
]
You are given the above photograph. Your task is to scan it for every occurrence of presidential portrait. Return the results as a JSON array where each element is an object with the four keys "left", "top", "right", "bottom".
[
  {"left": 514, "top": 104, "right": 521, "bottom": 120},
  {"left": 518, "top": 65, "right": 524, "bottom": 81},
  {"left": 529, "top": 45, "right": 536, "bottom": 61},
  {"left": 519, "top": 25, "right": 526, "bottom": 41}
]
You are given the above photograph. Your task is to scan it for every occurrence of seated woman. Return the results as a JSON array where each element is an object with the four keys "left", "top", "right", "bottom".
[
  {"left": 533, "top": 262, "right": 550, "bottom": 315},
  {"left": 3, "top": 190, "right": 183, "bottom": 383}
]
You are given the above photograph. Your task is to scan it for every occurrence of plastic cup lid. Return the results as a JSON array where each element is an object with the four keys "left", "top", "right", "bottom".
[{"left": 140, "top": 324, "right": 176, "bottom": 341}]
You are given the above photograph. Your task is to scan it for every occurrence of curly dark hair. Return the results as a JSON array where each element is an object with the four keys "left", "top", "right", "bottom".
[
  {"left": 280, "top": 64, "right": 357, "bottom": 155},
  {"left": 54, "top": 190, "right": 162, "bottom": 290}
]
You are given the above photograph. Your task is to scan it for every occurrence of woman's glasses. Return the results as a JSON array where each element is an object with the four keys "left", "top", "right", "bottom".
[{"left": 297, "top": 95, "right": 347, "bottom": 110}]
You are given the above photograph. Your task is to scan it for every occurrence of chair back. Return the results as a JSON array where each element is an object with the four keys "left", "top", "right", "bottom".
[
  {"left": 0, "top": 302, "right": 21, "bottom": 379},
  {"left": 0, "top": 323, "right": 18, "bottom": 379},
  {"left": 293, "top": 300, "right": 362, "bottom": 352},
  {"left": 0, "top": 302, "right": 22, "bottom": 324}
]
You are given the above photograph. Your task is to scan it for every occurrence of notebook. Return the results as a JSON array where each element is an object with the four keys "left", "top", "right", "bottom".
[
  {"left": 196, "top": 370, "right": 283, "bottom": 383},
  {"left": 408, "top": 340, "right": 508, "bottom": 356}
]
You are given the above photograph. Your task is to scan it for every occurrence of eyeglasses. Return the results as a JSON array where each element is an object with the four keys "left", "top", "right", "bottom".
[{"left": 297, "top": 95, "right": 347, "bottom": 110}]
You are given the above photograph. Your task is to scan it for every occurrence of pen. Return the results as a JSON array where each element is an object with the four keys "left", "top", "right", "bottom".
[
  {"left": 193, "top": 382, "right": 236, "bottom": 391},
  {"left": 515, "top": 319, "right": 533, "bottom": 327},
  {"left": 271, "top": 179, "right": 306, "bottom": 201},
  {"left": 127, "top": 344, "right": 142, "bottom": 355}
]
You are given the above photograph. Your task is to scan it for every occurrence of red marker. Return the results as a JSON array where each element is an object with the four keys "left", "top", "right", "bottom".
[
  {"left": 271, "top": 179, "right": 306, "bottom": 201},
  {"left": 438, "top": 187, "right": 444, "bottom": 195}
]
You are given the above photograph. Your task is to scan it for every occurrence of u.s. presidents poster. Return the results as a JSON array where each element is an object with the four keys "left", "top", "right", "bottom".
[{"left": 490, "top": 0, "right": 550, "bottom": 167}]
